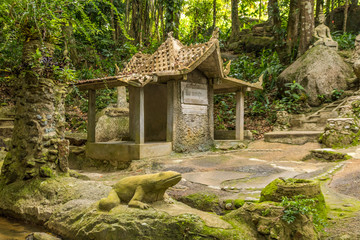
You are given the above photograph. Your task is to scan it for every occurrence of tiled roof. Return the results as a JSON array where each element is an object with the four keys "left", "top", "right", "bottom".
[{"left": 76, "top": 29, "right": 263, "bottom": 91}]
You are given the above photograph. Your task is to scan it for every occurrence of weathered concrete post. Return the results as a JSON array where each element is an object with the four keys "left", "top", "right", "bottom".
[
  {"left": 236, "top": 88, "right": 245, "bottom": 140},
  {"left": 166, "top": 81, "right": 175, "bottom": 143},
  {"left": 87, "top": 89, "right": 96, "bottom": 143},
  {"left": 132, "top": 87, "right": 145, "bottom": 144}
]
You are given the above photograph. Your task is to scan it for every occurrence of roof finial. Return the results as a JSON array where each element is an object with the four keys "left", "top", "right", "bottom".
[
  {"left": 211, "top": 27, "right": 219, "bottom": 40},
  {"left": 167, "top": 32, "right": 174, "bottom": 38}
]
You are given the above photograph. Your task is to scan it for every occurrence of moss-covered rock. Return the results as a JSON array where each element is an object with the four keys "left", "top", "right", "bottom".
[
  {"left": 259, "top": 178, "right": 326, "bottom": 217},
  {"left": 180, "top": 192, "right": 221, "bottom": 214},
  {"left": 224, "top": 202, "right": 319, "bottom": 240},
  {"left": 320, "top": 118, "right": 360, "bottom": 148},
  {"left": 0, "top": 177, "right": 255, "bottom": 239},
  {"left": 278, "top": 45, "right": 354, "bottom": 106},
  {"left": 306, "top": 149, "right": 351, "bottom": 162}
]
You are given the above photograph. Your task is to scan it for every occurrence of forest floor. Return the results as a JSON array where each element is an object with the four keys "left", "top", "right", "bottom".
[{"left": 77, "top": 140, "right": 360, "bottom": 240}]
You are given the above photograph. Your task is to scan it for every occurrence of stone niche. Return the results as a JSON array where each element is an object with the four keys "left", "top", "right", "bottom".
[{"left": 171, "top": 70, "right": 214, "bottom": 152}]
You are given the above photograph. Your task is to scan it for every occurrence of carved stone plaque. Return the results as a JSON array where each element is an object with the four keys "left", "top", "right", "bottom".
[
  {"left": 181, "top": 82, "right": 208, "bottom": 105},
  {"left": 181, "top": 104, "right": 207, "bottom": 115}
]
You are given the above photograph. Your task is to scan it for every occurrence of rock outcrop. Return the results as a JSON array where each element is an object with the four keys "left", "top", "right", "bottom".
[
  {"left": 353, "top": 35, "right": 360, "bottom": 80},
  {"left": 278, "top": 45, "right": 354, "bottom": 106},
  {"left": 95, "top": 106, "right": 129, "bottom": 142},
  {"left": 0, "top": 177, "right": 254, "bottom": 240}
]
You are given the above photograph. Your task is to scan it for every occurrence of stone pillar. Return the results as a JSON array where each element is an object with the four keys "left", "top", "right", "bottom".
[
  {"left": 129, "top": 87, "right": 145, "bottom": 144},
  {"left": 166, "top": 81, "right": 175, "bottom": 142},
  {"left": 88, "top": 89, "right": 96, "bottom": 143},
  {"left": 236, "top": 88, "right": 245, "bottom": 141},
  {"left": 117, "top": 86, "right": 128, "bottom": 108}
]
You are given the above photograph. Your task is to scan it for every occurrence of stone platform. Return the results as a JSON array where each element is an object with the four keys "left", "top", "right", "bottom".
[
  {"left": 86, "top": 141, "right": 172, "bottom": 169},
  {"left": 264, "top": 131, "right": 323, "bottom": 145}
]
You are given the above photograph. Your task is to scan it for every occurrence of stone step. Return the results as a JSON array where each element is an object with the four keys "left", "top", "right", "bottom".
[
  {"left": 264, "top": 131, "right": 323, "bottom": 145},
  {"left": 0, "top": 118, "right": 14, "bottom": 127},
  {"left": 0, "top": 126, "right": 13, "bottom": 138}
]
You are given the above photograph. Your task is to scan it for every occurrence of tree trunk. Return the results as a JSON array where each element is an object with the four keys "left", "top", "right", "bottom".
[
  {"left": 1, "top": 40, "right": 69, "bottom": 184},
  {"left": 212, "top": 0, "right": 217, "bottom": 29},
  {"left": 344, "top": 0, "right": 349, "bottom": 32},
  {"left": 287, "top": 0, "right": 300, "bottom": 57},
  {"left": 62, "top": 22, "right": 79, "bottom": 66},
  {"left": 298, "top": 0, "right": 315, "bottom": 57},
  {"left": 164, "top": 0, "right": 174, "bottom": 38},
  {"left": 268, "top": 0, "right": 281, "bottom": 28},
  {"left": 131, "top": 0, "right": 141, "bottom": 44},
  {"left": 230, "top": 0, "right": 240, "bottom": 42},
  {"left": 259, "top": 0, "right": 262, "bottom": 19},
  {"left": 268, "top": 0, "right": 281, "bottom": 42}
]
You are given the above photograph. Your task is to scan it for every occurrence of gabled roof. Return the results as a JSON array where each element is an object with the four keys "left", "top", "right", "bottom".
[{"left": 76, "top": 30, "right": 262, "bottom": 92}]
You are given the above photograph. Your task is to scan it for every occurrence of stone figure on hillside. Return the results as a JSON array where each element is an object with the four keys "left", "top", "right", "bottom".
[
  {"left": 99, "top": 171, "right": 181, "bottom": 211},
  {"left": 313, "top": 13, "right": 338, "bottom": 51}
]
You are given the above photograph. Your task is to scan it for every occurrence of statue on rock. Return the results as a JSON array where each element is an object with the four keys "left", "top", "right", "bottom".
[
  {"left": 313, "top": 12, "right": 338, "bottom": 51},
  {"left": 99, "top": 171, "right": 181, "bottom": 211}
]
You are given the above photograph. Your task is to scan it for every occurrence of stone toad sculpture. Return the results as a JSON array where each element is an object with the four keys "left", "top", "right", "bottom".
[{"left": 99, "top": 171, "right": 182, "bottom": 211}]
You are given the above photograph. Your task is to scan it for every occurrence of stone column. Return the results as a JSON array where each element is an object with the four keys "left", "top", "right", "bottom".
[
  {"left": 236, "top": 88, "right": 245, "bottom": 141},
  {"left": 117, "top": 86, "right": 128, "bottom": 108},
  {"left": 166, "top": 81, "right": 175, "bottom": 142},
  {"left": 87, "top": 89, "right": 96, "bottom": 143},
  {"left": 129, "top": 87, "right": 145, "bottom": 144}
]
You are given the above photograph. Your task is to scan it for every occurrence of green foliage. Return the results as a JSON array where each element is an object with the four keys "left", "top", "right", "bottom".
[
  {"left": 331, "top": 89, "right": 344, "bottom": 101},
  {"left": 280, "top": 195, "right": 326, "bottom": 231},
  {"left": 332, "top": 31, "right": 358, "bottom": 50}
]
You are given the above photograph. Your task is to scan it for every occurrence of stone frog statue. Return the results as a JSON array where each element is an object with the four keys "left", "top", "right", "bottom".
[{"left": 99, "top": 171, "right": 182, "bottom": 211}]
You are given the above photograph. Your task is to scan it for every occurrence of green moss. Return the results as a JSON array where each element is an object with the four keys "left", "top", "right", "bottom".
[
  {"left": 234, "top": 199, "right": 245, "bottom": 208},
  {"left": 259, "top": 178, "right": 282, "bottom": 202},
  {"left": 39, "top": 165, "right": 54, "bottom": 178},
  {"left": 181, "top": 192, "right": 219, "bottom": 212}
]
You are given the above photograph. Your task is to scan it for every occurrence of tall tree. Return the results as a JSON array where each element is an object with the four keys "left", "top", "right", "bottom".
[
  {"left": 344, "top": 0, "right": 349, "bottom": 32},
  {"left": 230, "top": 0, "right": 240, "bottom": 42},
  {"left": 213, "top": 0, "right": 217, "bottom": 30},
  {"left": 268, "top": 0, "right": 281, "bottom": 28},
  {"left": 286, "top": 0, "right": 300, "bottom": 57},
  {"left": 298, "top": 0, "right": 315, "bottom": 57}
]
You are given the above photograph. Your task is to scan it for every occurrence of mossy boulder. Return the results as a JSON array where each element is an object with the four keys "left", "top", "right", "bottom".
[
  {"left": 259, "top": 178, "right": 326, "bottom": 217},
  {"left": 307, "top": 149, "right": 351, "bottom": 162},
  {"left": 95, "top": 107, "right": 129, "bottom": 142},
  {"left": 278, "top": 45, "right": 354, "bottom": 106},
  {"left": 224, "top": 202, "right": 319, "bottom": 240},
  {"left": 320, "top": 118, "right": 360, "bottom": 148},
  {"left": 0, "top": 177, "right": 255, "bottom": 240},
  {"left": 180, "top": 192, "right": 222, "bottom": 214}
]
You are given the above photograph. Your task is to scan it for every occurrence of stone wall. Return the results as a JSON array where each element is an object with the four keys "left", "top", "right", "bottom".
[{"left": 171, "top": 69, "right": 214, "bottom": 152}]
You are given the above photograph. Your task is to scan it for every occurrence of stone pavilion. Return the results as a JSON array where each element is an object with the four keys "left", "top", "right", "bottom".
[{"left": 76, "top": 30, "right": 262, "bottom": 168}]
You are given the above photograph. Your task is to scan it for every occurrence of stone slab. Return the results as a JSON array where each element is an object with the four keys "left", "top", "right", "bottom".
[
  {"left": 152, "top": 201, "right": 232, "bottom": 229},
  {"left": 181, "top": 82, "right": 208, "bottom": 105},
  {"left": 181, "top": 104, "right": 207, "bottom": 115},
  {"left": 264, "top": 131, "right": 323, "bottom": 145},
  {"left": 86, "top": 142, "right": 172, "bottom": 169},
  {"left": 183, "top": 171, "right": 250, "bottom": 188}
]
